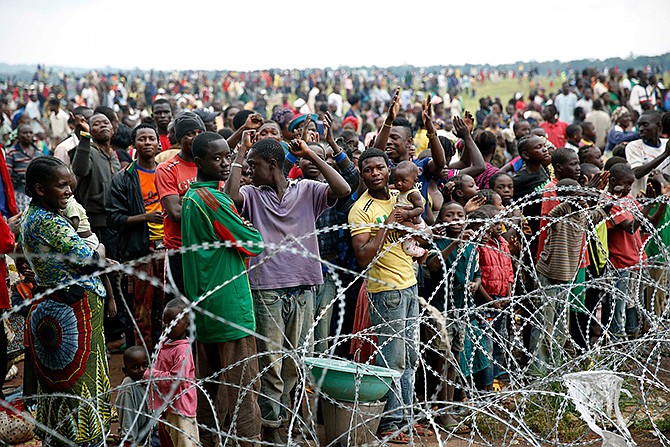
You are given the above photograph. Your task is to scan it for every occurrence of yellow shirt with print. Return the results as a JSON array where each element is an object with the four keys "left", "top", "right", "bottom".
[{"left": 348, "top": 190, "right": 417, "bottom": 293}]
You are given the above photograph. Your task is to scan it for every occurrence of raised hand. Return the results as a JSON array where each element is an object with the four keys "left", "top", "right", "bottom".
[
  {"left": 422, "top": 94, "right": 435, "bottom": 134},
  {"left": 300, "top": 115, "right": 312, "bottom": 140},
  {"left": 244, "top": 113, "right": 264, "bottom": 130},
  {"left": 387, "top": 87, "right": 401, "bottom": 123},
  {"left": 71, "top": 112, "right": 89, "bottom": 134},
  {"left": 586, "top": 170, "right": 610, "bottom": 190},
  {"left": 241, "top": 130, "right": 256, "bottom": 155},
  {"left": 463, "top": 111, "right": 474, "bottom": 133},
  {"left": 289, "top": 139, "right": 311, "bottom": 158},
  {"left": 323, "top": 111, "right": 335, "bottom": 144},
  {"left": 453, "top": 115, "right": 471, "bottom": 140},
  {"left": 464, "top": 195, "right": 486, "bottom": 214}
]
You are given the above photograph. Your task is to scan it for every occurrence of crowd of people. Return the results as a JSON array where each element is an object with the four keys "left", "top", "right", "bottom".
[{"left": 0, "top": 63, "right": 669, "bottom": 446}]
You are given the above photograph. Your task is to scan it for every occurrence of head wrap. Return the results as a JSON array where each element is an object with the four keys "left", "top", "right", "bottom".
[
  {"left": 288, "top": 113, "right": 319, "bottom": 132},
  {"left": 174, "top": 111, "right": 205, "bottom": 142},
  {"left": 341, "top": 116, "right": 359, "bottom": 131},
  {"left": 611, "top": 106, "right": 629, "bottom": 124},
  {"left": 271, "top": 108, "right": 294, "bottom": 129}
]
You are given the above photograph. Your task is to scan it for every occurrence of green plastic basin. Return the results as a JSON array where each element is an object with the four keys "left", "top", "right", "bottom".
[{"left": 303, "top": 357, "right": 401, "bottom": 403}]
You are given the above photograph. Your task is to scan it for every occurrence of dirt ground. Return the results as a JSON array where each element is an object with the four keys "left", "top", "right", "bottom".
[{"left": 4, "top": 353, "right": 669, "bottom": 447}]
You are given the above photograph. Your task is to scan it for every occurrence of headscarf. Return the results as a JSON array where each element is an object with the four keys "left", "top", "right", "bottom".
[
  {"left": 611, "top": 106, "right": 629, "bottom": 124},
  {"left": 271, "top": 108, "right": 295, "bottom": 130}
]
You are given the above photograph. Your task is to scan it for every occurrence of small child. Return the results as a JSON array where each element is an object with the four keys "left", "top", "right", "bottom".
[
  {"left": 580, "top": 122, "right": 597, "bottom": 147},
  {"left": 11, "top": 255, "right": 37, "bottom": 407},
  {"left": 426, "top": 201, "right": 480, "bottom": 426},
  {"left": 116, "top": 346, "right": 154, "bottom": 446},
  {"left": 489, "top": 172, "right": 530, "bottom": 257},
  {"left": 476, "top": 189, "right": 504, "bottom": 211},
  {"left": 605, "top": 163, "right": 663, "bottom": 341},
  {"left": 450, "top": 174, "right": 480, "bottom": 207},
  {"left": 565, "top": 124, "right": 582, "bottom": 151},
  {"left": 62, "top": 172, "right": 117, "bottom": 318},
  {"left": 145, "top": 298, "right": 199, "bottom": 447},
  {"left": 393, "top": 160, "right": 428, "bottom": 261},
  {"left": 476, "top": 205, "right": 514, "bottom": 381}
]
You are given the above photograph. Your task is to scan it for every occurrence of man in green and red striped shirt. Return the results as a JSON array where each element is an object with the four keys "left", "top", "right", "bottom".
[{"left": 182, "top": 131, "right": 264, "bottom": 447}]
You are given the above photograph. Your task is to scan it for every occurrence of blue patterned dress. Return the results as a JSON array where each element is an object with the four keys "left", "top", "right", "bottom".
[{"left": 20, "top": 204, "right": 111, "bottom": 446}]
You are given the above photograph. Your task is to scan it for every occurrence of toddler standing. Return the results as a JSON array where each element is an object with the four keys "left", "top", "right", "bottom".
[
  {"left": 145, "top": 299, "right": 199, "bottom": 447},
  {"left": 116, "top": 346, "right": 154, "bottom": 446}
]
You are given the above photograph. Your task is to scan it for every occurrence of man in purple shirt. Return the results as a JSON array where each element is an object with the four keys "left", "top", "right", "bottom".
[{"left": 225, "top": 134, "right": 350, "bottom": 444}]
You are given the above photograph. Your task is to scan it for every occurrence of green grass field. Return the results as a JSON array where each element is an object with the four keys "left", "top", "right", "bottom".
[
  {"left": 458, "top": 76, "right": 556, "bottom": 113},
  {"left": 267, "top": 76, "right": 559, "bottom": 119}
]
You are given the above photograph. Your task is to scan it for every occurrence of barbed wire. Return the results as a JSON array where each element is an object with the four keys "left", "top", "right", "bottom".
[{"left": 1, "top": 187, "right": 669, "bottom": 447}]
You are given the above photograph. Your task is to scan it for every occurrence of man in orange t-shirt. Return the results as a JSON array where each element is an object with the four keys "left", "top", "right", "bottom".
[
  {"left": 155, "top": 111, "right": 204, "bottom": 293},
  {"left": 107, "top": 124, "right": 167, "bottom": 350}
]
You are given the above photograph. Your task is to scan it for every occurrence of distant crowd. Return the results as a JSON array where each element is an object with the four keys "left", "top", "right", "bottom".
[{"left": 0, "top": 63, "right": 669, "bottom": 446}]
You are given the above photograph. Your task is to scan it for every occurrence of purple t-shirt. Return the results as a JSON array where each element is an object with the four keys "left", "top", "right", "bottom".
[{"left": 241, "top": 179, "right": 330, "bottom": 290}]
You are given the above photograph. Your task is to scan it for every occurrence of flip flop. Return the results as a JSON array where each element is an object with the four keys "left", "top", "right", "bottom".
[
  {"left": 413, "top": 423, "right": 435, "bottom": 436},
  {"left": 378, "top": 430, "right": 411, "bottom": 444}
]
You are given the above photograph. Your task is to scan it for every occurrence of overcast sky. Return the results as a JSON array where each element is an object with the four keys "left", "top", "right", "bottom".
[{"left": 1, "top": 0, "right": 669, "bottom": 71}]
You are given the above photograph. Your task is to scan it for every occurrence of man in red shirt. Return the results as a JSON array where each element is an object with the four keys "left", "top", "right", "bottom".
[
  {"left": 155, "top": 110, "right": 205, "bottom": 293},
  {"left": 152, "top": 99, "right": 173, "bottom": 151},
  {"left": 540, "top": 104, "right": 568, "bottom": 148}
]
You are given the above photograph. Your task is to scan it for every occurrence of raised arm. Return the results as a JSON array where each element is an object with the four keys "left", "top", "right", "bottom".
[
  {"left": 629, "top": 140, "right": 670, "bottom": 180},
  {"left": 225, "top": 130, "right": 254, "bottom": 210},
  {"left": 70, "top": 115, "right": 92, "bottom": 178},
  {"left": 289, "top": 139, "right": 350, "bottom": 199},
  {"left": 422, "top": 95, "right": 446, "bottom": 176},
  {"left": 373, "top": 87, "right": 400, "bottom": 151},
  {"left": 324, "top": 111, "right": 359, "bottom": 191},
  {"left": 450, "top": 113, "right": 485, "bottom": 177},
  {"left": 226, "top": 113, "right": 263, "bottom": 150}
]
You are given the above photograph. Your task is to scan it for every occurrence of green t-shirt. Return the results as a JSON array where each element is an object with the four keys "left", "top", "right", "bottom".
[
  {"left": 646, "top": 204, "right": 670, "bottom": 263},
  {"left": 427, "top": 238, "right": 480, "bottom": 312},
  {"left": 182, "top": 181, "right": 264, "bottom": 343}
]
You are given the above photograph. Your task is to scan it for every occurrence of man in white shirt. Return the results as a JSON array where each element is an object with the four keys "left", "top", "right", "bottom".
[
  {"left": 629, "top": 71, "right": 657, "bottom": 114},
  {"left": 625, "top": 111, "right": 670, "bottom": 196},
  {"left": 585, "top": 99, "right": 611, "bottom": 150},
  {"left": 24, "top": 92, "right": 44, "bottom": 134},
  {"left": 47, "top": 99, "right": 70, "bottom": 149},
  {"left": 327, "top": 88, "right": 343, "bottom": 117},
  {"left": 576, "top": 88, "right": 593, "bottom": 114},
  {"left": 554, "top": 82, "right": 578, "bottom": 124},
  {"left": 53, "top": 106, "right": 92, "bottom": 166}
]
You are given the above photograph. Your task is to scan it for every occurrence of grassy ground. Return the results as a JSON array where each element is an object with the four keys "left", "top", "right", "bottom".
[
  {"left": 267, "top": 76, "right": 560, "bottom": 119},
  {"left": 458, "top": 76, "right": 556, "bottom": 112}
]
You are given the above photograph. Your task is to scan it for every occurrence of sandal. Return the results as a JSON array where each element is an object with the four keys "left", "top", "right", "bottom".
[
  {"left": 412, "top": 423, "right": 435, "bottom": 436},
  {"left": 378, "top": 430, "right": 411, "bottom": 444}
]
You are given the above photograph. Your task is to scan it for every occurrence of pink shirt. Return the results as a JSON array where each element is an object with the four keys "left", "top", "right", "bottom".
[{"left": 144, "top": 338, "right": 197, "bottom": 417}]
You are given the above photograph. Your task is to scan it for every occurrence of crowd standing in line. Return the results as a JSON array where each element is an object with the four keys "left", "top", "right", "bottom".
[{"left": 0, "top": 63, "right": 669, "bottom": 446}]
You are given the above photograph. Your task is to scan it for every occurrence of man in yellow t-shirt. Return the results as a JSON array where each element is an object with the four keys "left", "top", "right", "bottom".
[{"left": 348, "top": 148, "right": 421, "bottom": 440}]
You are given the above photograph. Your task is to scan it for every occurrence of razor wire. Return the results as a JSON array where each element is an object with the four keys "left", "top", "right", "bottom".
[{"left": 1, "top": 185, "right": 669, "bottom": 447}]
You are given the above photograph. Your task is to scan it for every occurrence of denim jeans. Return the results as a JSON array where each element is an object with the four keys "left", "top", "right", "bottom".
[
  {"left": 528, "top": 273, "right": 568, "bottom": 375},
  {"left": 605, "top": 269, "right": 641, "bottom": 341},
  {"left": 313, "top": 271, "right": 337, "bottom": 353},
  {"left": 368, "top": 285, "right": 419, "bottom": 432},
  {"left": 489, "top": 299, "right": 510, "bottom": 378},
  {"left": 252, "top": 287, "right": 314, "bottom": 428}
]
